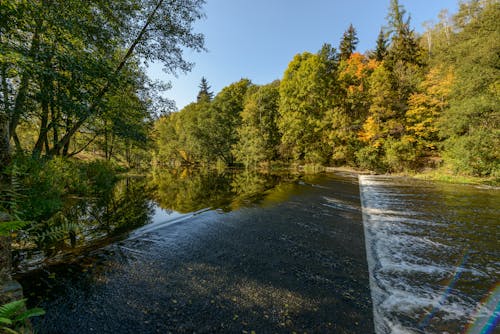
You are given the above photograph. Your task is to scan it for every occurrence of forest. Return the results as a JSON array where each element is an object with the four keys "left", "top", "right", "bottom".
[
  {"left": 156, "top": 0, "right": 499, "bottom": 178},
  {"left": 0, "top": 0, "right": 498, "bottom": 179},
  {"left": 0, "top": 0, "right": 498, "bottom": 331}
]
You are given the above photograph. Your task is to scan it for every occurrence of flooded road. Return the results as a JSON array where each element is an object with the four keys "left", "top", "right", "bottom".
[{"left": 20, "top": 172, "right": 373, "bottom": 333}]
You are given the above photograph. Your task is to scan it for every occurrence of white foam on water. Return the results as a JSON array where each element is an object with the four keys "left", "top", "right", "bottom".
[{"left": 359, "top": 175, "right": 480, "bottom": 334}]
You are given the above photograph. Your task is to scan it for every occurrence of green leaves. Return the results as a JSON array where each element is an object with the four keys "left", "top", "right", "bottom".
[
  {"left": 233, "top": 81, "right": 280, "bottom": 167},
  {"left": 278, "top": 52, "right": 335, "bottom": 163},
  {"left": 0, "top": 298, "right": 45, "bottom": 334},
  {"left": 0, "top": 221, "right": 31, "bottom": 237},
  {"left": 436, "top": 0, "right": 500, "bottom": 176}
]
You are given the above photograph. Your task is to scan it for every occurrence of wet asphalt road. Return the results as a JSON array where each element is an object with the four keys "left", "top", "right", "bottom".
[{"left": 21, "top": 173, "right": 374, "bottom": 333}]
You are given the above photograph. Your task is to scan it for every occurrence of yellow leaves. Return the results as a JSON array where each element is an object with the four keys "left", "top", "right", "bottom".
[
  {"left": 358, "top": 116, "right": 380, "bottom": 144},
  {"left": 406, "top": 64, "right": 454, "bottom": 147}
]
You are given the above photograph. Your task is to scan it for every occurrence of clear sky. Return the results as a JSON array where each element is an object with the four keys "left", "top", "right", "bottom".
[{"left": 147, "top": 0, "right": 459, "bottom": 110}]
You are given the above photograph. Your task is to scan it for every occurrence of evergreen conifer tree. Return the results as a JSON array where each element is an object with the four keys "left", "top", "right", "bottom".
[
  {"left": 339, "top": 24, "right": 359, "bottom": 61},
  {"left": 197, "top": 77, "right": 214, "bottom": 102}
]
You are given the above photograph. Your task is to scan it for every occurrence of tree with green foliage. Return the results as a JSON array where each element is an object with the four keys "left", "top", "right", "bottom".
[
  {"left": 278, "top": 47, "right": 337, "bottom": 164},
  {"left": 0, "top": 0, "right": 206, "bottom": 169},
  {"left": 373, "top": 29, "right": 388, "bottom": 61},
  {"left": 385, "top": 0, "right": 422, "bottom": 65},
  {"left": 233, "top": 81, "right": 281, "bottom": 167},
  {"left": 154, "top": 99, "right": 211, "bottom": 166},
  {"left": 339, "top": 24, "right": 359, "bottom": 61},
  {"left": 197, "top": 77, "right": 214, "bottom": 102},
  {"left": 385, "top": 0, "right": 425, "bottom": 106},
  {"left": 437, "top": 0, "right": 499, "bottom": 176},
  {"left": 200, "top": 79, "right": 252, "bottom": 165}
]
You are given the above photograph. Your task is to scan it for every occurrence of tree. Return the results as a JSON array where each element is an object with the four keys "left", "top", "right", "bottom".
[
  {"left": 357, "top": 63, "right": 397, "bottom": 170},
  {"left": 384, "top": 0, "right": 425, "bottom": 129},
  {"left": 278, "top": 49, "right": 337, "bottom": 164},
  {"left": 385, "top": 0, "right": 423, "bottom": 67},
  {"left": 0, "top": 0, "right": 206, "bottom": 168},
  {"left": 326, "top": 53, "right": 376, "bottom": 165},
  {"left": 339, "top": 24, "right": 359, "bottom": 61},
  {"left": 154, "top": 99, "right": 211, "bottom": 166},
  {"left": 437, "top": 0, "right": 500, "bottom": 176},
  {"left": 200, "top": 79, "right": 252, "bottom": 165},
  {"left": 373, "top": 28, "right": 388, "bottom": 61},
  {"left": 406, "top": 66, "right": 453, "bottom": 156},
  {"left": 233, "top": 81, "right": 280, "bottom": 167},
  {"left": 197, "top": 77, "right": 213, "bottom": 102}
]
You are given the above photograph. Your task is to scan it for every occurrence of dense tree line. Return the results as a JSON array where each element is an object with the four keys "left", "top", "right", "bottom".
[
  {"left": 0, "top": 0, "right": 205, "bottom": 170},
  {"left": 155, "top": 0, "right": 499, "bottom": 177}
]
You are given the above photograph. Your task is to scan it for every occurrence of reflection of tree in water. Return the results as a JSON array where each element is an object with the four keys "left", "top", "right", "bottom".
[
  {"left": 150, "top": 169, "right": 234, "bottom": 213},
  {"left": 87, "top": 178, "right": 154, "bottom": 237},
  {"left": 150, "top": 169, "right": 298, "bottom": 213},
  {"left": 230, "top": 171, "right": 280, "bottom": 209},
  {"left": 15, "top": 178, "right": 153, "bottom": 268}
]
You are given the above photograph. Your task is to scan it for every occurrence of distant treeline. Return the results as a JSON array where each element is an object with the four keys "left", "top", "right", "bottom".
[{"left": 154, "top": 0, "right": 499, "bottom": 176}]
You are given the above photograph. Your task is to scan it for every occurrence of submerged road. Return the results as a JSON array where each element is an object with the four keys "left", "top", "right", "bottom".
[{"left": 22, "top": 173, "right": 374, "bottom": 333}]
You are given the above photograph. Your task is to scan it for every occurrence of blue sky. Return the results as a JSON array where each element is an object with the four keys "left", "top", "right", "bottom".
[{"left": 147, "top": 0, "right": 459, "bottom": 110}]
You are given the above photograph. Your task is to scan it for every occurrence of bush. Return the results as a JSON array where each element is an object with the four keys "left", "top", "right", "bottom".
[
  {"left": 355, "top": 145, "right": 385, "bottom": 172},
  {"left": 443, "top": 129, "right": 500, "bottom": 177},
  {"left": 383, "top": 137, "right": 419, "bottom": 172},
  {"left": 7, "top": 155, "right": 119, "bottom": 222}
]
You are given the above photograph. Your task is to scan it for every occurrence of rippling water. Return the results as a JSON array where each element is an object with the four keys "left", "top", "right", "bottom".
[
  {"left": 16, "top": 171, "right": 499, "bottom": 333},
  {"left": 359, "top": 175, "right": 500, "bottom": 334}
]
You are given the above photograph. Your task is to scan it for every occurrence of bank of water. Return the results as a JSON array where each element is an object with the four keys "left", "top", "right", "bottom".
[{"left": 359, "top": 175, "right": 499, "bottom": 334}]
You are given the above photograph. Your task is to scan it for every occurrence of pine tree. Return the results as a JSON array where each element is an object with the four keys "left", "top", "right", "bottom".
[
  {"left": 374, "top": 29, "right": 388, "bottom": 61},
  {"left": 197, "top": 77, "right": 214, "bottom": 102},
  {"left": 386, "top": 0, "right": 422, "bottom": 66},
  {"left": 339, "top": 24, "right": 359, "bottom": 61}
]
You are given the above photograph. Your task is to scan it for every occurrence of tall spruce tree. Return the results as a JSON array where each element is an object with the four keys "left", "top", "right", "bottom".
[
  {"left": 197, "top": 77, "right": 213, "bottom": 102},
  {"left": 386, "top": 0, "right": 422, "bottom": 66},
  {"left": 339, "top": 24, "right": 359, "bottom": 61},
  {"left": 374, "top": 29, "right": 388, "bottom": 61}
]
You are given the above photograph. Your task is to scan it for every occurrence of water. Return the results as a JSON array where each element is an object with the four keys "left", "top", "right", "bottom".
[
  {"left": 359, "top": 175, "right": 500, "bottom": 334},
  {"left": 14, "top": 170, "right": 499, "bottom": 333},
  {"left": 18, "top": 170, "right": 374, "bottom": 333}
]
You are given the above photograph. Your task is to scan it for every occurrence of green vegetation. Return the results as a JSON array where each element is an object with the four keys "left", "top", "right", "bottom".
[
  {"left": 0, "top": 299, "right": 44, "bottom": 334},
  {"left": 154, "top": 0, "right": 499, "bottom": 181},
  {"left": 0, "top": 1, "right": 206, "bottom": 314},
  {"left": 0, "top": 0, "right": 205, "bottom": 169}
]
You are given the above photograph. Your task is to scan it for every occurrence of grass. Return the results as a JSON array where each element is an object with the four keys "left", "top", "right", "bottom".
[{"left": 408, "top": 168, "right": 499, "bottom": 187}]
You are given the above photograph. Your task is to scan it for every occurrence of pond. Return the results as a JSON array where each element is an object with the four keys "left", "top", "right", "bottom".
[{"left": 15, "top": 169, "right": 499, "bottom": 334}]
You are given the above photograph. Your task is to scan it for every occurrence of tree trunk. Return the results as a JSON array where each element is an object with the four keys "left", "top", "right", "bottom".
[
  {"left": 49, "top": 0, "right": 165, "bottom": 156},
  {"left": 0, "top": 113, "right": 10, "bottom": 173},
  {"left": 9, "top": 23, "right": 42, "bottom": 146},
  {"left": 0, "top": 213, "right": 13, "bottom": 293},
  {"left": 32, "top": 100, "right": 50, "bottom": 159}
]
